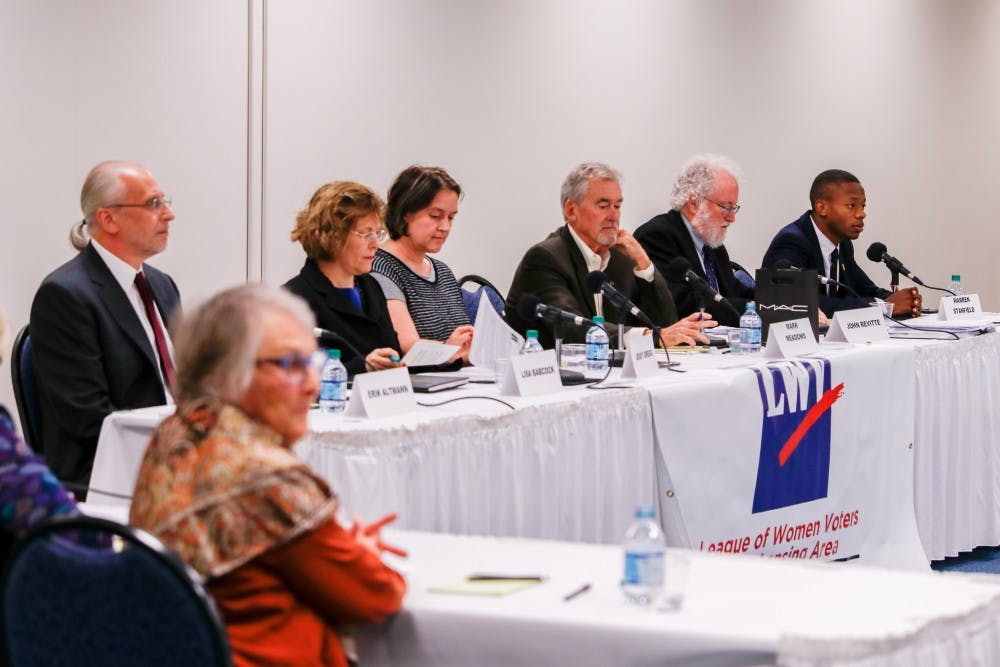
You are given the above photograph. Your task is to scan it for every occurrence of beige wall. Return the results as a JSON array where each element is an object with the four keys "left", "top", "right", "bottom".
[{"left": 2, "top": 0, "right": 999, "bottom": 423}]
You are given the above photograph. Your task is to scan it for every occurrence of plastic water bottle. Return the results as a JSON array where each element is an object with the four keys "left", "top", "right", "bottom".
[
  {"left": 949, "top": 274, "right": 964, "bottom": 296},
  {"left": 521, "top": 329, "right": 544, "bottom": 354},
  {"left": 319, "top": 349, "right": 347, "bottom": 414},
  {"left": 585, "top": 316, "right": 610, "bottom": 378},
  {"left": 621, "top": 505, "right": 665, "bottom": 606},
  {"left": 739, "top": 301, "right": 762, "bottom": 354}
]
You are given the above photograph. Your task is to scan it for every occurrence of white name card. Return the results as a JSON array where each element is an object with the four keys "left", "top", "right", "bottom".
[
  {"left": 825, "top": 306, "right": 889, "bottom": 343},
  {"left": 764, "top": 318, "right": 819, "bottom": 359},
  {"left": 940, "top": 294, "right": 983, "bottom": 320},
  {"left": 621, "top": 331, "right": 659, "bottom": 380},
  {"left": 345, "top": 367, "right": 416, "bottom": 419},
  {"left": 499, "top": 349, "right": 562, "bottom": 397}
]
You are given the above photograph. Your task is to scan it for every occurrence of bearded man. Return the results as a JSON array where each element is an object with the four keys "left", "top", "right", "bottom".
[{"left": 635, "top": 154, "right": 753, "bottom": 326}]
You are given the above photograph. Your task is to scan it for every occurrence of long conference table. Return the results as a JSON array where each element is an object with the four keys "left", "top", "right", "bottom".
[
  {"left": 91, "top": 332, "right": 1000, "bottom": 565},
  {"left": 79, "top": 503, "right": 1000, "bottom": 667}
]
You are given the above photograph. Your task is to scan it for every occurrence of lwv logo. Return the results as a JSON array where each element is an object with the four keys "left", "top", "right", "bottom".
[{"left": 751, "top": 359, "right": 843, "bottom": 513}]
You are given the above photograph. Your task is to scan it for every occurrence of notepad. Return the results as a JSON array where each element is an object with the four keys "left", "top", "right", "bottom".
[{"left": 429, "top": 578, "right": 542, "bottom": 597}]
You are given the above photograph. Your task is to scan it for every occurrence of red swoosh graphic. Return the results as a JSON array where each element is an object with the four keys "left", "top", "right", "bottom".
[{"left": 778, "top": 383, "right": 844, "bottom": 466}]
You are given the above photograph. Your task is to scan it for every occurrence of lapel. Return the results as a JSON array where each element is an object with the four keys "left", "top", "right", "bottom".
[
  {"left": 81, "top": 243, "right": 158, "bottom": 370},
  {"left": 557, "top": 226, "right": 599, "bottom": 318},
  {"left": 796, "top": 212, "right": 827, "bottom": 273},
  {"left": 303, "top": 261, "right": 376, "bottom": 325},
  {"left": 666, "top": 212, "right": 707, "bottom": 279}
]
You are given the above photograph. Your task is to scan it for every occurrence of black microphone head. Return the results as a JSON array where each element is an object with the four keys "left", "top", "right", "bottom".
[
  {"left": 866, "top": 242, "right": 887, "bottom": 262},
  {"left": 516, "top": 293, "right": 541, "bottom": 320},
  {"left": 664, "top": 257, "right": 692, "bottom": 282},
  {"left": 584, "top": 270, "right": 608, "bottom": 294},
  {"left": 774, "top": 259, "right": 795, "bottom": 270}
]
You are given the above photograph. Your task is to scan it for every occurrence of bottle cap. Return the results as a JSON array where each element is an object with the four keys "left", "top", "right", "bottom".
[
  {"left": 526, "top": 329, "right": 538, "bottom": 339},
  {"left": 635, "top": 505, "right": 655, "bottom": 519},
  {"left": 326, "top": 348, "right": 341, "bottom": 360},
  {"left": 593, "top": 315, "right": 605, "bottom": 324},
  {"left": 951, "top": 275, "right": 961, "bottom": 281},
  {"left": 746, "top": 301, "right": 756, "bottom": 311}
]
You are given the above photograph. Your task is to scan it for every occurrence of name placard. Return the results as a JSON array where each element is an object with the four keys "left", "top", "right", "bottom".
[
  {"left": 940, "top": 294, "right": 983, "bottom": 320},
  {"left": 620, "top": 331, "right": 659, "bottom": 380},
  {"left": 345, "top": 367, "right": 416, "bottom": 419},
  {"left": 499, "top": 349, "right": 562, "bottom": 397},
  {"left": 825, "top": 306, "right": 889, "bottom": 344},
  {"left": 764, "top": 318, "right": 819, "bottom": 359}
]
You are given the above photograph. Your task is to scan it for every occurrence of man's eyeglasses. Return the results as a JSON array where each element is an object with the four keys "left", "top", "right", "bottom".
[
  {"left": 706, "top": 199, "right": 740, "bottom": 215},
  {"left": 107, "top": 196, "right": 173, "bottom": 212},
  {"left": 256, "top": 350, "right": 326, "bottom": 385},
  {"left": 352, "top": 228, "right": 389, "bottom": 243}
]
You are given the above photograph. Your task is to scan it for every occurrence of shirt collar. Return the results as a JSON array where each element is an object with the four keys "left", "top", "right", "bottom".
[
  {"left": 91, "top": 239, "right": 146, "bottom": 293},
  {"left": 810, "top": 215, "right": 839, "bottom": 259},
  {"left": 566, "top": 224, "right": 609, "bottom": 273}
]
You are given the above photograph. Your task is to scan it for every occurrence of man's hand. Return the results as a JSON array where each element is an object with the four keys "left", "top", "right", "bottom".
[
  {"left": 658, "top": 312, "right": 717, "bottom": 347},
  {"left": 885, "top": 287, "right": 921, "bottom": 318},
  {"left": 613, "top": 229, "right": 652, "bottom": 271}
]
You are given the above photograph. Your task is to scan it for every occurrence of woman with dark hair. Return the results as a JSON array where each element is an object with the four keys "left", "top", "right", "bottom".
[
  {"left": 371, "top": 165, "right": 474, "bottom": 363},
  {"left": 284, "top": 181, "right": 403, "bottom": 376}
]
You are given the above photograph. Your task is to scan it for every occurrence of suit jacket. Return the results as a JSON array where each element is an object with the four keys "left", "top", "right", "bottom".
[
  {"left": 505, "top": 225, "right": 677, "bottom": 348},
  {"left": 761, "top": 211, "right": 891, "bottom": 315},
  {"left": 634, "top": 210, "right": 753, "bottom": 326},
  {"left": 284, "top": 261, "right": 401, "bottom": 376},
  {"left": 29, "top": 242, "right": 180, "bottom": 490}
]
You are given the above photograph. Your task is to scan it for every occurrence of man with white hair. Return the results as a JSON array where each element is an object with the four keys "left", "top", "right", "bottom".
[
  {"left": 29, "top": 160, "right": 180, "bottom": 495},
  {"left": 505, "top": 161, "right": 713, "bottom": 348},
  {"left": 635, "top": 154, "right": 753, "bottom": 326}
]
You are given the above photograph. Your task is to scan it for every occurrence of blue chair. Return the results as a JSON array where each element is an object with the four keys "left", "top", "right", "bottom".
[
  {"left": 1, "top": 515, "right": 232, "bottom": 667},
  {"left": 10, "top": 326, "right": 41, "bottom": 452},
  {"left": 459, "top": 274, "right": 506, "bottom": 321}
]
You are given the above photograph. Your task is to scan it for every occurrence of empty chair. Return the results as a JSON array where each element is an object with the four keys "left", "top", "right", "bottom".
[
  {"left": 459, "top": 273, "right": 506, "bottom": 320},
  {"left": 10, "top": 326, "right": 41, "bottom": 452},
  {"left": 1, "top": 515, "right": 231, "bottom": 667}
]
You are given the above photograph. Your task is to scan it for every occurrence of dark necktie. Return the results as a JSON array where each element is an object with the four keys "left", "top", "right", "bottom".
[
  {"left": 828, "top": 248, "right": 840, "bottom": 297},
  {"left": 134, "top": 271, "right": 175, "bottom": 390},
  {"left": 702, "top": 246, "right": 720, "bottom": 292}
]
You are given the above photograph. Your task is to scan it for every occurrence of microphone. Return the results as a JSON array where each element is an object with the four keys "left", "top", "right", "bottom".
[
  {"left": 516, "top": 294, "right": 594, "bottom": 327},
  {"left": 664, "top": 257, "right": 741, "bottom": 318},
  {"left": 773, "top": 259, "right": 859, "bottom": 297},
  {"left": 313, "top": 327, "right": 365, "bottom": 360},
  {"left": 584, "top": 270, "right": 657, "bottom": 328},
  {"left": 866, "top": 242, "right": 925, "bottom": 286}
]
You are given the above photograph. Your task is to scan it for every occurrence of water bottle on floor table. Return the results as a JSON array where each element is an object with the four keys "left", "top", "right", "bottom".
[{"left": 622, "top": 505, "right": 665, "bottom": 605}]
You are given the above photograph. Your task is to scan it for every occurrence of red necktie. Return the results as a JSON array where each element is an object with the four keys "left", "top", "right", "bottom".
[{"left": 134, "top": 271, "right": 175, "bottom": 390}]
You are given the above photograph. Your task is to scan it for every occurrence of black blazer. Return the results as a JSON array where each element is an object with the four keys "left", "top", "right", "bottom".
[
  {"left": 505, "top": 225, "right": 677, "bottom": 348},
  {"left": 761, "top": 211, "right": 890, "bottom": 315},
  {"left": 29, "top": 242, "right": 180, "bottom": 489},
  {"left": 284, "top": 260, "right": 401, "bottom": 376},
  {"left": 634, "top": 210, "right": 753, "bottom": 326}
]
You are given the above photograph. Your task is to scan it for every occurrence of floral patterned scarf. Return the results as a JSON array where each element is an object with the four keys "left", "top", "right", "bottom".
[{"left": 129, "top": 399, "right": 338, "bottom": 580}]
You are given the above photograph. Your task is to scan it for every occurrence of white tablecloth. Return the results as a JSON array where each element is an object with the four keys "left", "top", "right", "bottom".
[
  {"left": 358, "top": 530, "right": 1000, "bottom": 667},
  {"left": 91, "top": 334, "right": 1000, "bottom": 560}
]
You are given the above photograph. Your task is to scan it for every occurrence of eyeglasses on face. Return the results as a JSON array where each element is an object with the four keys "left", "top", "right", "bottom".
[
  {"left": 706, "top": 199, "right": 740, "bottom": 215},
  {"left": 107, "top": 196, "right": 173, "bottom": 212},
  {"left": 351, "top": 228, "right": 389, "bottom": 243},
  {"left": 255, "top": 350, "right": 326, "bottom": 385}
]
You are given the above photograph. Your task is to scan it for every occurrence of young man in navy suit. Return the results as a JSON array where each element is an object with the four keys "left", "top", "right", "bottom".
[
  {"left": 761, "top": 169, "right": 921, "bottom": 318},
  {"left": 30, "top": 161, "right": 181, "bottom": 495}
]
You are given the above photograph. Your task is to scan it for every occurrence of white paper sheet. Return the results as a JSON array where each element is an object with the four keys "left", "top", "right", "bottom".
[
  {"left": 469, "top": 291, "right": 524, "bottom": 370},
  {"left": 401, "top": 340, "right": 460, "bottom": 366}
]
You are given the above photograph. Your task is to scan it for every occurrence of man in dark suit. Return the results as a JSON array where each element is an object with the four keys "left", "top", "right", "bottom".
[
  {"left": 505, "top": 162, "right": 713, "bottom": 348},
  {"left": 30, "top": 161, "right": 180, "bottom": 494},
  {"left": 761, "top": 169, "right": 921, "bottom": 317},
  {"left": 635, "top": 154, "right": 753, "bottom": 326}
]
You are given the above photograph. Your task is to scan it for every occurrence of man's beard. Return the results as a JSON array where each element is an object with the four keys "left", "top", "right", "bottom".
[{"left": 692, "top": 206, "right": 726, "bottom": 248}]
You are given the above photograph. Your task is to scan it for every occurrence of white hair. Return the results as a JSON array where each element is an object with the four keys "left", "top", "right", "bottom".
[
  {"left": 668, "top": 154, "right": 743, "bottom": 211},
  {"left": 560, "top": 161, "right": 622, "bottom": 213},
  {"left": 72, "top": 160, "right": 142, "bottom": 251},
  {"left": 171, "top": 284, "right": 316, "bottom": 406}
]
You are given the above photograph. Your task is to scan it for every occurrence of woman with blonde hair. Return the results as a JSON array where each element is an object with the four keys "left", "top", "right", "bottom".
[{"left": 285, "top": 181, "right": 402, "bottom": 376}]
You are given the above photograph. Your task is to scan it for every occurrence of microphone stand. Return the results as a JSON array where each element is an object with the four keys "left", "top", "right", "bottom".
[
  {"left": 553, "top": 319, "right": 564, "bottom": 367},
  {"left": 890, "top": 267, "right": 900, "bottom": 293}
]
